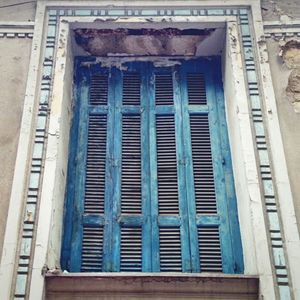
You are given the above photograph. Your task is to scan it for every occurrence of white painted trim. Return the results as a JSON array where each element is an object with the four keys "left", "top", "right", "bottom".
[
  {"left": 252, "top": 2, "right": 300, "bottom": 298},
  {"left": 0, "top": 22, "right": 34, "bottom": 37},
  {"left": 224, "top": 20, "right": 276, "bottom": 299},
  {"left": 29, "top": 19, "right": 72, "bottom": 300},
  {"left": 28, "top": 12, "right": 278, "bottom": 299},
  {"left": 0, "top": 2, "right": 46, "bottom": 300}
]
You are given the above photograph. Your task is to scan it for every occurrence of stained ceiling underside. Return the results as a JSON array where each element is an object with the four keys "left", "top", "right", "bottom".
[{"left": 74, "top": 27, "right": 224, "bottom": 56}]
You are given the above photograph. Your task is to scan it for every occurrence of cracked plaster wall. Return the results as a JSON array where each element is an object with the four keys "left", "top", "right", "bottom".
[
  {"left": 0, "top": 0, "right": 36, "bottom": 21},
  {"left": 261, "top": 0, "right": 300, "bottom": 21},
  {"left": 263, "top": 0, "right": 300, "bottom": 229}
]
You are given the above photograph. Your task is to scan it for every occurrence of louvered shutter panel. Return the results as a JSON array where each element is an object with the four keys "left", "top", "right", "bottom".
[
  {"left": 118, "top": 70, "right": 143, "bottom": 272},
  {"left": 63, "top": 58, "right": 243, "bottom": 274}
]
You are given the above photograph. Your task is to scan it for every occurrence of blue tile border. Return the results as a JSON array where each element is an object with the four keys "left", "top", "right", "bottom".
[{"left": 13, "top": 6, "right": 292, "bottom": 300}]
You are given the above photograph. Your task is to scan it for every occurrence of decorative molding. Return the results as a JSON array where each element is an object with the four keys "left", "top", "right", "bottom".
[
  {"left": 11, "top": 5, "right": 294, "bottom": 300},
  {"left": 0, "top": 22, "right": 34, "bottom": 38},
  {"left": 263, "top": 21, "right": 300, "bottom": 38}
]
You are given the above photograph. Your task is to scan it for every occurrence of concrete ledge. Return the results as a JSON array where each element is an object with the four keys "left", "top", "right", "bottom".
[{"left": 45, "top": 273, "right": 259, "bottom": 299}]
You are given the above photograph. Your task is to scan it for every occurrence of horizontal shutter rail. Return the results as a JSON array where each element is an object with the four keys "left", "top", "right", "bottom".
[
  {"left": 198, "top": 227, "right": 222, "bottom": 272},
  {"left": 121, "top": 114, "right": 142, "bottom": 214},
  {"left": 81, "top": 227, "right": 104, "bottom": 272},
  {"left": 90, "top": 74, "right": 108, "bottom": 105},
  {"left": 159, "top": 227, "right": 182, "bottom": 272},
  {"left": 156, "top": 115, "right": 179, "bottom": 215},
  {"left": 120, "top": 227, "right": 142, "bottom": 272},
  {"left": 155, "top": 73, "right": 174, "bottom": 105},
  {"left": 84, "top": 115, "right": 107, "bottom": 214},
  {"left": 190, "top": 114, "right": 217, "bottom": 214},
  {"left": 187, "top": 73, "right": 207, "bottom": 105},
  {"left": 123, "top": 72, "right": 141, "bottom": 106}
]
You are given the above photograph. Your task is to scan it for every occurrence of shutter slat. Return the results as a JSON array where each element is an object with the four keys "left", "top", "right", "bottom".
[
  {"left": 90, "top": 74, "right": 108, "bottom": 105},
  {"left": 159, "top": 227, "right": 182, "bottom": 272},
  {"left": 155, "top": 74, "right": 174, "bottom": 105},
  {"left": 187, "top": 73, "right": 207, "bottom": 105},
  {"left": 84, "top": 115, "right": 107, "bottom": 214},
  {"left": 190, "top": 115, "right": 217, "bottom": 214},
  {"left": 120, "top": 228, "right": 142, "bottom": 271},
  {"left": 198, "top": 227, "right": 222, "bottom": 272},
  {"left": 156, "top": 115, "right": 179, "bottom": 215},
  {"left": 121, "top": 115, "right": 142, "bottom": 214},
  {"left": 123, "top": 73, "right": 141, "bottom": 105},
  {"left": 81, "top": 227, "right": 103, "bottom": 272}
]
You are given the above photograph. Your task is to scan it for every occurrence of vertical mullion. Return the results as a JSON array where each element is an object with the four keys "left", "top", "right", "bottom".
[
  {"left": 212, "top": 61, "right": 244, "bottom": 273},
  {"left": 110, "top": 67, "right": 122, "bottom": 271},
  {"left": 205, "top": 62, "right": 234, "bottom": 273},
  {"left": 179, "top": 63, "right": 200, "bottom": 272},
  {"left": 69, "top": 66, "right": 89, "bottom": 272},
  {"left": 148, "top": 64, "right": 160, "bottom": 272},
  {"left": 102, "top": 67, "right": 116, "bottom": 272},
  {"left": 173, "top": 66, "right": 192, "bottom": 272},
  {"left": 141, "top": 63, "right": 152, "bottom": 272}
]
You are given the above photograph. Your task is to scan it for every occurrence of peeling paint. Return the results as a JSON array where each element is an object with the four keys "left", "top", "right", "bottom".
[
  {"left": 286, "top": 68, "right": 300, "bottom": 112},
  {"left": 281, "top": 40, "right": 300, "bottom": 68},
  {"left": 74, "top": 28, "right": 215, "bottom": 56}
]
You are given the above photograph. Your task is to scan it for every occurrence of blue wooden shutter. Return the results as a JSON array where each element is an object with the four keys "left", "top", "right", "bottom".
[{"left": 62, "top": 58, "right": 243, "bottom": 274}]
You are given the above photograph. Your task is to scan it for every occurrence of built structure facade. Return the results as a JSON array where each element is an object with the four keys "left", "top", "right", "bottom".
[{"left": 0, "top": 0, "right": 300, "bottom": 299}]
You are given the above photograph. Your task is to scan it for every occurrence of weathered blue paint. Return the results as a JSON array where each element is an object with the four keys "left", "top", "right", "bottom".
[
  {"left": 61, "top": 59, "right": 82, "bottom": 271},
  {"left": 179, "top": 62, "right": 200, "bottom": 273},
  {"left": 140, "top": 62, "right": 153, "bottom": 272},
  {"left": 62, "top": 58, "right": 243, "bottom": 274},
  {"left": 148, "top": 65, "right": 160, "bottom": 272},
  {"left": 205, "top": 58, "right": 235, "bottom": 274},
  {"left": 173, "top": 66, "right": 192, "bottom": 273},
  {"left": 212, "top": 59, "right": 244, "bottom": 273},
  {"left": 82, "top": 215, "right": 105, "bottom": 226},
  {"left": 102, "top": 65, "right": 115, "bottom": 272},
  {"left": 111, "top": 67, "right": 122, "bottom": 271},
  {"left": 69, "top": 65, "right": 90, "bottom": 271}
]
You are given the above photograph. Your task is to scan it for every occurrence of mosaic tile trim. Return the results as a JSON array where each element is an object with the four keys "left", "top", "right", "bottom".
[
  {"left": 13, "top": 6, "right": 292, "bottom": 300},
  {"left": 0, "top": 32, "right": 33, "bottom": 38},
  {"left": 239, "top": 11, "right": 292, "bottom": 300},
  {"left": 14, "top": 11, "right": 57, "bottom": 300}
]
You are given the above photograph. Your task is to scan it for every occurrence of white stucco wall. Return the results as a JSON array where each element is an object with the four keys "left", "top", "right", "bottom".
[{"left": 0, "top": 38, "right": 32, "bottom": 259}]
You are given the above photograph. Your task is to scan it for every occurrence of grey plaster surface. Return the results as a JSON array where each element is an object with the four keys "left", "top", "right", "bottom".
[
  {"left": 0, "top": 38, "right": 32, "bottom": 259},
  {"left": 0, "top": 0, "right": 36, "bottom": 22},
  {"left": 267, "top": 39, "right": 300, "bottom": 230},
  {"left": 262, "top": 0, "right": 300, "bottom": 21}
]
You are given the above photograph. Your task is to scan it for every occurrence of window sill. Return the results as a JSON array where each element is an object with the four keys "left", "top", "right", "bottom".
[{"left": 45, "top": 272, "right": 259, "bottom": 299}]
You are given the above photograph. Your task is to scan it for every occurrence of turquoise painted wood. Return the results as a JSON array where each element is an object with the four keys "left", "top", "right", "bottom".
[
  {"left": 61, "top": 57, "right": 244, "bottom": 274},
  {"left": 69, "top": 65, "right": 89, "bottom": 271}
]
